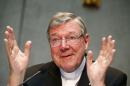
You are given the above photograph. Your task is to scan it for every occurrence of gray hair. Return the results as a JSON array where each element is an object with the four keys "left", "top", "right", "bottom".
[{"left": 47, "top": 12, "right": 87, "bottom": 39}]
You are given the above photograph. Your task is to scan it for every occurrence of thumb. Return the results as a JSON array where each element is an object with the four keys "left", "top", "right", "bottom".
[
  {"left": 24, "top": 40, "right": 32, "bottom": 57},
  {"left": 87, "top": 50, "right": 93, "bottom": 67}
]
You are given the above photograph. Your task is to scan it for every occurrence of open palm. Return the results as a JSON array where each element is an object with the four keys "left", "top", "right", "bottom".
[
  {"left": 4, "top": 26, "right": 32, "bottom": 85},
  {"left": 87, "top": 35, "right": 116, "bottom": 86}
]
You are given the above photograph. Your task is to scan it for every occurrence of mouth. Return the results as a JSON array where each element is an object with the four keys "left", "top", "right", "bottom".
[{"left": 61, "top": 54, "right": 74, "bottom": 58}]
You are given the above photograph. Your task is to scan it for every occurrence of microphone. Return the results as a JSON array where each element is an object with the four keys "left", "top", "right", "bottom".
[{"left": 19, "top": 70, "right": 42, "bottom": 86}]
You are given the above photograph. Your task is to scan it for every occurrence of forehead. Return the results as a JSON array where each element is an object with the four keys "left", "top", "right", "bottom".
[{"left": 49, "top": 20, "right": 82, "bottom": 36}]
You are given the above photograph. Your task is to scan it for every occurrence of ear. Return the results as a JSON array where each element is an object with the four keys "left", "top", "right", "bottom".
[{"left": 84, "top": 34, "right": 90, "bottom": 50}]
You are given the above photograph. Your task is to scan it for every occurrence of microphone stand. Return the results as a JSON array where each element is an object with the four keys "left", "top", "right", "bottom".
[{"left": 19, "top": 70, "right": 42, "bottom": 86}]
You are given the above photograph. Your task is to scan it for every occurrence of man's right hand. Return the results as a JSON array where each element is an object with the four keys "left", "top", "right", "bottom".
[{"left": 4, "top": 26, "right": 32, "bottom": 86}]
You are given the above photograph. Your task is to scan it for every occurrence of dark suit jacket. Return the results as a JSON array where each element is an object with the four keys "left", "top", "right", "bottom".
[{"left": 23, "top": 61, "right": 127, "bottom": 86}]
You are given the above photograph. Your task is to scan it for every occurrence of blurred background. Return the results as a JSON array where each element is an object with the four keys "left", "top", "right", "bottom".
[{"left": 0, "top": 0, "right": 130, "bottom": 85}]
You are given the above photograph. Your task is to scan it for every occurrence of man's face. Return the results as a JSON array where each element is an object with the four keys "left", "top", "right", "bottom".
[{"left": 49, "top": 20, "right": 89, "bottom": 72}]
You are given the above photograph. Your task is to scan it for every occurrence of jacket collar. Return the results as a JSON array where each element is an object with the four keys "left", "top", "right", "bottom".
[{"left": 48, "top": 61, "right": 90, "bottom": 86}]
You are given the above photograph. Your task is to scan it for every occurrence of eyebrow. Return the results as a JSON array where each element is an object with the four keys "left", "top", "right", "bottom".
[
  {"left": 50, "top": 31, "right": 81, "bottom": 36},
  {"left": 50, "top": 33, "right": 58, "bottom": 37}
]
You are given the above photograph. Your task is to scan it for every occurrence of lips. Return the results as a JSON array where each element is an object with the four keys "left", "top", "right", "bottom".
[{"left": 61, "top": 53, "right": 73, "bottom": 58}]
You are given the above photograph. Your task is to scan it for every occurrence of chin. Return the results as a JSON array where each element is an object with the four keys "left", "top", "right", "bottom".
[{"left": 61, "top": 63, "right": 78, "bottom": 72}]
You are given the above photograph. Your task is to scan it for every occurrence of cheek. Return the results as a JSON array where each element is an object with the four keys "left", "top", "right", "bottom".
[
  {"left": 51, "top": 47, "right": 59, "bottom": 58},
  {"left": 74, "top": 42, "right": 86, "bottom": 60},
  {"left": 74, "top": 41, "right": 86, "bottom": 54},
  {"left": 50, "top": 47, "right": 62, "bottom": 66},
  {"left": 50, "top": 47, "right": 63, "bottom": 69}
]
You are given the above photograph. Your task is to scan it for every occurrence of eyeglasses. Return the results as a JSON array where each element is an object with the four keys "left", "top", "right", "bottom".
[{"left": 49, "top": 34, "right": 83, "bottom": 47}]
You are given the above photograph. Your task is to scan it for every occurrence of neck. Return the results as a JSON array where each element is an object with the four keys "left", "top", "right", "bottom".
[{"left": 60, "top": 57, "right": 86, "bottom": 80}]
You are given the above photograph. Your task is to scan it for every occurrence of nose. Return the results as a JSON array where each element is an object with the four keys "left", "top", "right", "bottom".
[{"left": 60, "top": 38, "right": 69, "bottom": 51}]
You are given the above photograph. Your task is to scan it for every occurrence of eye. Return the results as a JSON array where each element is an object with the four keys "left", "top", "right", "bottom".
[
  {"left": 68, "top": 36, "right": 77, "bottom": 40},
  {"left": 51, "top": 38, "right": 60, "bottom": 42}
]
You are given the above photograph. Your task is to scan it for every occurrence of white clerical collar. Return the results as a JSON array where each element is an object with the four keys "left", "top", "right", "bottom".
[{"left": 60, "top": 57, "right": 86, "bottom": 80}]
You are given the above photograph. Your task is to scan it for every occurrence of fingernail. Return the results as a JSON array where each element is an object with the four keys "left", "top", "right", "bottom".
[
  {"left": 112, "top": 49, "right": 116, "bottom": 52},
  {"left": 4, "top": 39, "right": 7, "bottom": 42},
  {"left": 112, "top": 40, "right": 115, "bottom": 43},
  {"left": 6, "top": 26, "right": 13, "bottom": 32},
  {"left": 5, "top": 31, "right": 8, "bottom": 34},
  {"left": 102, "top": 37, "right": 106, "bottom": 41},
  {"left": 28, "top": 41, "right": 32, "bottom": 47},
  {"left": 88, "top": 50, "right": 92, "bottom": 54},
  {"left": 6, "top": 25, "right": 10, "bottom": 28},
  {"left": 108, "top": 35, "right": 112, "bottom": 38}
]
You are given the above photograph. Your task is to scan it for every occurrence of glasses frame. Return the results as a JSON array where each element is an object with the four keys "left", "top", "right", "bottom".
[{"left": 49, "top": 33, "right": 84, "bottom": 47}]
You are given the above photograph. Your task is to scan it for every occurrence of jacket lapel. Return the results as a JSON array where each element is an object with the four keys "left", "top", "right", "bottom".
[
  {"left": 45, "top": 62, "right": 90, "bottom": 86},
  {"left": 48, "top": 62, "right": 90, "bottom": 86},
  {"left": 78, "top": 65, "right": 90, "bottom": 86},
  {"left": 47, "top": 62, "right": 62, "bottom": 86}
]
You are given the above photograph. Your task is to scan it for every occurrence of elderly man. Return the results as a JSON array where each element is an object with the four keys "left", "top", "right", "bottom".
[{"left": 4, "top": 12, "right": 127, "bottom": 86}]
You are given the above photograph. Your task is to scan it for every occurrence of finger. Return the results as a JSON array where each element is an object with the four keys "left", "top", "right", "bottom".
[
  {"left": 101, "top": 37, "right": 106, "bottom": 51},
  {"left": 24, "top": 41, "right": 32, "bottom": 58},
  {"left": 4, "top": 30, "right": 9, "bottom": 40},
  {"left": 107, "top": 35, "right": 113, "bottom": 51},
  {"left": 98, "top": 36, "right": 111, "bottom": 63},
  {"left": 108, "top": 49, "right": 116, "bottom": 64},
  {"left": 87, "top": 50, "right": 94, "bottom": 67},
  {"left": 6, "top": 26, "right": 14, "bottom": 49},
  {"left": 6, "top": 26, "right": 18, "bottom": 48},
  {"left": 111, "top": 40, "right": 115, "bottom": 49},
  {"left": 4, "top": 39, "right": 15, "bottom": 69},
  {"left": 8, "top": 26, "right": 18, "bottom": 46},
  {"left": 106, "top": 35, "right": 116, "bottom": 59},
  {"left": 4, "top": 30, "right": 12, "bottom": 55},
  {"left": 99, "top": 37, "right": 106, "bottom": 57},
  {"left": 12, "top": 45, "right": 19, "bottom": 59},
  {"left": 107, "top": 35, "right": 116, "bottom": 50},
  {"left": 4, "top": 39, "right": 11, "bottom": 57}
]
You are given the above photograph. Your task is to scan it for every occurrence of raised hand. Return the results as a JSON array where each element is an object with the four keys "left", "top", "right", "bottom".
[
  {"left": 4, "top": 26, "right": 32, "bottom": 86},
  {"left": 86, "top": 35, "right": 116, "bottom": 86}
]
